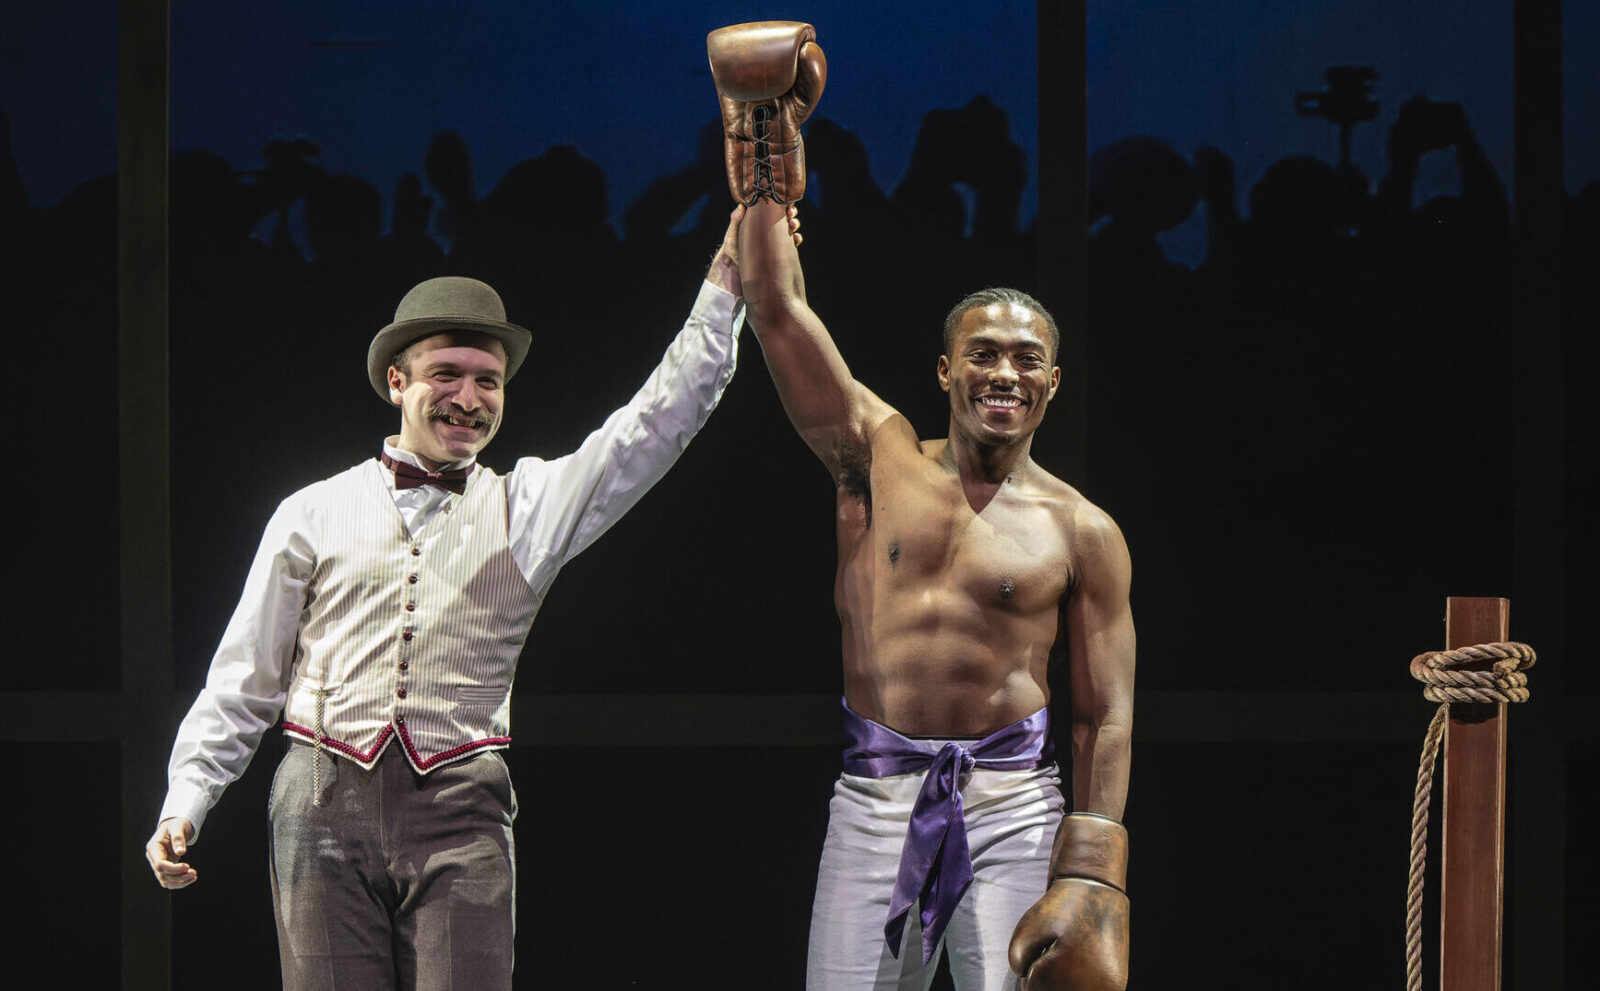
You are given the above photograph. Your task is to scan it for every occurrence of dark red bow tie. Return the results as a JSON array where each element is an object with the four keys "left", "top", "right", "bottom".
[{"left": 382, "top": 452, "right": 472, "bottom": 495}]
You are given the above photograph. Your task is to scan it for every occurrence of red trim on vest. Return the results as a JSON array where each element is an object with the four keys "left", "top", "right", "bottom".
[
  {"left": 396, "top": 719, "right": 513, "bottom": 770},
  {"left": 282, "top": 721, "right": 394, "bottom": 763},
  {"left": 282, "top": 720, "right": 511, "bottom": 771}
]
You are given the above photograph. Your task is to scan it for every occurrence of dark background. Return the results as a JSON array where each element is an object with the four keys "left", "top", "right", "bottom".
[{"left": 1, "top": 0, "right": 1593, "bottom": 988}]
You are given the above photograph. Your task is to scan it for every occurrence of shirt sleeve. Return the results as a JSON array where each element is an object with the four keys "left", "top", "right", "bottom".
[
  {"left": 158, "top": 494, "right": 316, "bottom": 839},
  {"left": 505, "top": 279, "right": 744, "bottom": 594}
]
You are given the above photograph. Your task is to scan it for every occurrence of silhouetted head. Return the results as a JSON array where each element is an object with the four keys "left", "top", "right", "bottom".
[
  {"left": 424, "top": 132, "right": 475, "bottom": 205},
  {"left": 170, "top": 150, "right": 258, "bottom": 246},
  {"left": 1089, "top": 136, "right": 1198, "bottom": 234},
  {"left": 482, "top": 144, "right": 609, "bottom": 232},
  {"left": 391, "top": 173, "right": 434, "bottom": 239},
  {"left": 1248, "top": 156, "right": 1341, "bottom": 237},
  {"left": 305, "top": 174, "right": 382, "bottom": 261}
]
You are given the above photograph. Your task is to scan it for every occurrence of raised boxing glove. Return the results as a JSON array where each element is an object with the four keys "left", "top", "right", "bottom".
[
  {"left": 706, "top": 21, "right": 827, "bottom": 204},
  {"left": 1008, "top": 813, "right": 1131, "bottom": 991}
]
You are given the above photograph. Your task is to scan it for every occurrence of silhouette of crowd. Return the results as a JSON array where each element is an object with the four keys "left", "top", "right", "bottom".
[
  {"left": 4, "top": 78, "right": 1594, "bottom": 697},
  {"left": 1084, "top": 90, "right": 1592, "bottom": 686},
  {"left": 4, "top": 53, "right": 1595, "bottom": 989}
]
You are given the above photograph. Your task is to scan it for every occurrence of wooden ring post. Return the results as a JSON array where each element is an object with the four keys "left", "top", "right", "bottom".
[{"left": 1440, "top": 596, "right": 1510, "bottom": 991}]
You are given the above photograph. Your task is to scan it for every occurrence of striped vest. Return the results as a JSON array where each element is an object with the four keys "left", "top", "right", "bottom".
[{"left": 279, "top": 461, "right": 539, "bottom": 771}]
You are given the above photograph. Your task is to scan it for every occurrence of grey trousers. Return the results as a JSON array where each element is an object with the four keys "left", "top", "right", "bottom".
[{"left": 268, "top": 740, "right": 518, "bottom": 991}]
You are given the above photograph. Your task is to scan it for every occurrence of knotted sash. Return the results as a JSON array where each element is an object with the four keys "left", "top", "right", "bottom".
[{"left": 841, "top": 702, "right": 1054, "bottom": 963}]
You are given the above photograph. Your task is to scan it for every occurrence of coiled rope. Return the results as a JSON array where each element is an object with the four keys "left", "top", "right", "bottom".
[{"left": 1405, "top": 641, "right": 1536, "bottom": 991}]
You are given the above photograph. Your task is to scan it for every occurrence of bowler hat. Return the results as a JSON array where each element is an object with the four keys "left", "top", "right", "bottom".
[{"left": 367, "top": 276, "right": 532, "bottom": 400}]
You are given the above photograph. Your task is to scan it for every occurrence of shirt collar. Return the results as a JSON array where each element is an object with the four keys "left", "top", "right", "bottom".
[{"left": 382, "top": 437, "right": 478, "bottom": 474}]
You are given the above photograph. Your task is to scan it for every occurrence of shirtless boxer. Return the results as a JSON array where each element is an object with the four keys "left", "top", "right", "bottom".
[{"left": 708, "top": 21, "right": 1135, "bottom": 991}]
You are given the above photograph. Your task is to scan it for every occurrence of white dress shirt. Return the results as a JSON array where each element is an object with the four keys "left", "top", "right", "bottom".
[{"left": 161, "top": 280, "right": 743, "bottom": 837}]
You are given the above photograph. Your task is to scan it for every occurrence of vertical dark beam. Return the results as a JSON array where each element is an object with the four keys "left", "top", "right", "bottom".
[
  {"left": 1510, "top": 1, "right": 1567, "bottom": 988},
  {"left": 1036, "top": 0, "right": 1088, "bottom": 485},
  {"left": 118, "top": 0, "right": 172, "bottom": 986},
  {"left": 1440, "top": 597, "right": 1510, "bottom": 991}
]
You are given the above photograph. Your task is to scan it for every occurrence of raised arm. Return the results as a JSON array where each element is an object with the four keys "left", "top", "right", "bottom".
[
  {"left": 738, "top": 197, "right": 886, "bottom": 479},
  {"left": 505, "top": 222, "right": 747, "bottom": 584}
]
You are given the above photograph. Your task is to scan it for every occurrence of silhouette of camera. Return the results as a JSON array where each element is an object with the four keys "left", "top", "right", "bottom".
[{"left": 1295, "top": 67, "right": 1379, "bottom": 128}]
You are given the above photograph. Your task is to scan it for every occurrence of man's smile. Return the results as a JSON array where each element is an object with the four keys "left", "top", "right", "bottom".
[{"left": 430, "top": 409, "right": 491, "bottom": 430}]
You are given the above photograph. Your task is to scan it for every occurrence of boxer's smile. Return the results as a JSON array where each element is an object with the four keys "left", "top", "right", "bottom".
[
  {"left": 939, "top": 303, "right": 1059, "bottom": 446},
  {"left": 976, "top": 392, "right": 1026, "bottom": 414}
]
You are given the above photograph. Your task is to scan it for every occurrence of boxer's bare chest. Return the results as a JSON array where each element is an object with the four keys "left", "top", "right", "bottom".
[{"left": 838, "top": 446, "right": 1072, "bottom": 615}]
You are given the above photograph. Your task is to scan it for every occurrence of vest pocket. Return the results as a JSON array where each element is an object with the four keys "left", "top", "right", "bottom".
[{"left": 454, "top": 685, "right": 505, "bottom": 706}]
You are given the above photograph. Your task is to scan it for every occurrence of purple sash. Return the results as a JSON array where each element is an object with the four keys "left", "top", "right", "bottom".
[{"left": 841, "top": 701, "right": 1055, "bottom": 964}]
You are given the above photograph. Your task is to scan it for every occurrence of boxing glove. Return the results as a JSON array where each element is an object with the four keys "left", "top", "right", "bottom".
[
  {"left": 706, "top": 21, "right": 827, "bottom": 204},
  {"left": 1008, "top": 813, "right": 1131, "bottom": 991}
]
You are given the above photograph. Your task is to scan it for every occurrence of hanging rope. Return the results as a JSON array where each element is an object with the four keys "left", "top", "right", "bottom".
[{"left": 1405, "top": 641, "right": 1536, "bottom": 991}]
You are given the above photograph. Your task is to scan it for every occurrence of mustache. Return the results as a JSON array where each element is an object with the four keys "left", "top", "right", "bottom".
[{"left": 427, "top": 404, "right": 496, "bottom": 429}]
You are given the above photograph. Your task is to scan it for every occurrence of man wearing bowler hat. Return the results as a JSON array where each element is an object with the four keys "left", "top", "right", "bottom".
[{"left": 145, "top": 207, "right": 789, "bottom": 988}]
